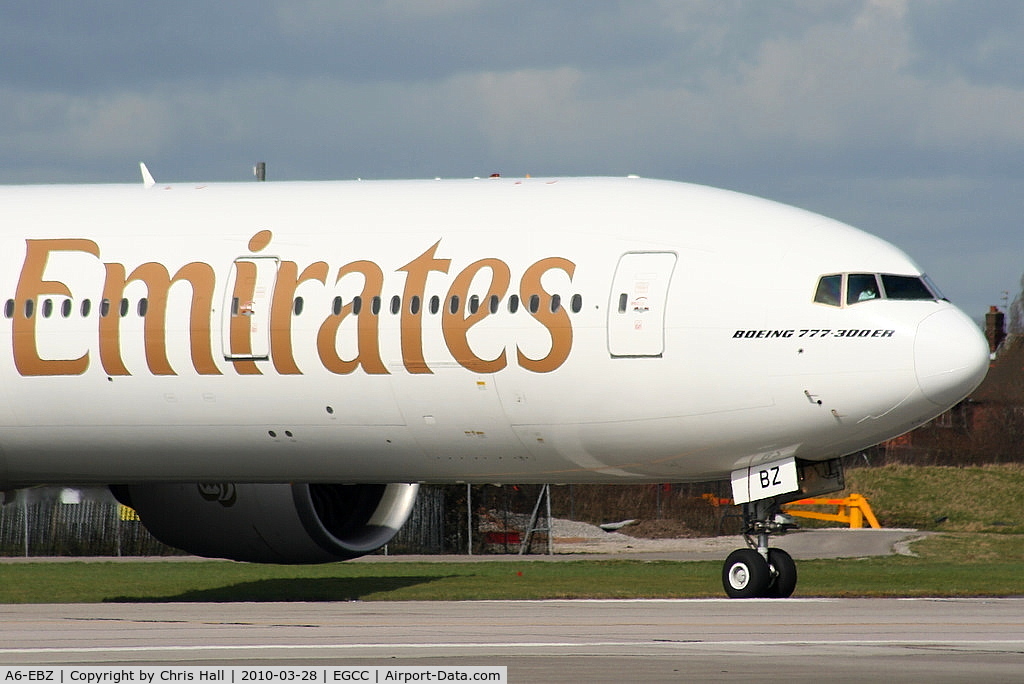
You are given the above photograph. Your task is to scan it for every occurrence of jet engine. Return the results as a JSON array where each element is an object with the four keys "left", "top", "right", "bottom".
[{"left": 111, "top": 482, "right": 418, "bottom": 563}]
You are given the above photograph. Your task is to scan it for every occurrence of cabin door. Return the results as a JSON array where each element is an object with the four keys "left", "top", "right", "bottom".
[
  {"left": 221, "top": 256, "right": 279, "bottom": 360},
  {"left": 607, "top": 252, "right": 677, "bottom": 357}
]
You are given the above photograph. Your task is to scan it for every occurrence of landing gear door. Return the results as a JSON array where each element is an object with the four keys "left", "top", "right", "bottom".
[
  {"left": 222, "top": 257, "right": 278, "bottom": 360},
  {"left": 607, "top": 252, "right": 677, "bottom": 357},
  {"left": 731, "top": 456, "right": 799, "bottom": 505}
]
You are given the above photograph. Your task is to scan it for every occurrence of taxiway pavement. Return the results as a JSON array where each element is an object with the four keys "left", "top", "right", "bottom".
[{"left": 0, "top": 599, "right": 1022, "bottom": 681}]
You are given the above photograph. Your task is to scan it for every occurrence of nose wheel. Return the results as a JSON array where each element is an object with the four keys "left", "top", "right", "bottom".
[
  {"left": 722, "top": 547, "right": 797, "bottom": 598},
  {"left": 722, "top": 549, "right": 770, "bottom": 598},
  {"left": 764, "top": 547, "right": 797, "bottom": 598},
  {"left": 722, "top": 500, "right": 799, "bottom": 598}
]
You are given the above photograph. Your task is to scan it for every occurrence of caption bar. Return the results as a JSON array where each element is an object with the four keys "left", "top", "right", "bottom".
[{"left": 0, "top": 668, "right": 506, "bottom": 684}]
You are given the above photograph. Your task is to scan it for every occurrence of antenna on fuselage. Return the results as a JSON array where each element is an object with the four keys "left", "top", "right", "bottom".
[{"left": 139, "top": 162, "right": 156, "bottom": 188}]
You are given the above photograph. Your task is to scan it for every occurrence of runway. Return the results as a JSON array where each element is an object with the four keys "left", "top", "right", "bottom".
[{"left": 1, "top": 599, "right": 1022, "bottom": 682}]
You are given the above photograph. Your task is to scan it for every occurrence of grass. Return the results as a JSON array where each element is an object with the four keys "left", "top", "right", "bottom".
[
  {"left": 842, "top": 463, "right": 1024, "bottom": 533},
  {"left": 0, "top": 559, "right": 721, "bottom": 603},
  {"left": 0, "top": 532, "right": 1022, "bottom": 603},
  {"left": 797, "top": 532, "right": 1024, "bottom": 597}
]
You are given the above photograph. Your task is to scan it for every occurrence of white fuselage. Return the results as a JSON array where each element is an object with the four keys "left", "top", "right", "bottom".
[{"left": 0, "top": 177, "right": 989, "bottom": 487}]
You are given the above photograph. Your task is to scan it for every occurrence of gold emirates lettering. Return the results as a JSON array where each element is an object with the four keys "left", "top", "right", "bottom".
[{"left": 13, "top": 234, "right": 577, "bottom": 377}]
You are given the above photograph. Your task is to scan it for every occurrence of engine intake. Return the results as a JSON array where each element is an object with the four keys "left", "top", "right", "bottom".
[{"left": 112, "top": 482, "right": 418, "bottom": 563}]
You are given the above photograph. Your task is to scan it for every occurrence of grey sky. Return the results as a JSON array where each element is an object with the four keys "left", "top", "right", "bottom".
[{"left": 1, "top": 1, "right": 1021, "bottom": 320}]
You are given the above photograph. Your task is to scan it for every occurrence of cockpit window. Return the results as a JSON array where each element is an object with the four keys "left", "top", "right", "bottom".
[
  {"left": 921, "top": 274, "right": 945, "bottom": 300},
  {"left": 847, "top": 274, "right": 880, "bottom": 305},
  {"left": 881, "top": 275, "right": 935, "bottom": 300},
  {"left": 813, "top": 275, "right": 842, "bottom": 306},
  {"left": 814, "top": 273, "right": 939, "bottom": 308}
]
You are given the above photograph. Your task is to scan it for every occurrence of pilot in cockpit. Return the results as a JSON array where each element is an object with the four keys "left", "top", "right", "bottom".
[
  {"left": 847, "top": 274, "right": 879, "bottom": 304},
  {"left": 858, "top": 283, "right": 877, "bottom": 301}
]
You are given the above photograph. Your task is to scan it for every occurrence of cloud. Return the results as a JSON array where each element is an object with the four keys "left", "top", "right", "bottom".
[
  {"left": 4, "top": 2, "right": 1023, "bottom": 184},
  {"left": 0, "top": 1, "right": 1021, "bottom": 315},
  {"left": 905, "top": 0, "right": 1024, "bottom": 88}
]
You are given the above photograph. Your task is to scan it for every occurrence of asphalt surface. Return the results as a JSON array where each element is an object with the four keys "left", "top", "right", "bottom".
[
  {"left": 0, "top": 527, "right": 929, "bottom": 564},
  {"left": 354, "top": 528, "right": 932, "bottom": 562},
  {"left": 1, "top": 599, "right": 1022, "bottom": 681}
]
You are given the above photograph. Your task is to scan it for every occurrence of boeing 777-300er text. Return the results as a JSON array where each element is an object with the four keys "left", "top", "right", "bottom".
[{"left": 0, "top": 170, "right": 989, "bottom": 597}]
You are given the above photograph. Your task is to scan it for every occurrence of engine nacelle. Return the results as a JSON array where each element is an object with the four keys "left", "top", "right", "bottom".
[{"left": 111, "top": 483, "right": 418, "bottom": 563}]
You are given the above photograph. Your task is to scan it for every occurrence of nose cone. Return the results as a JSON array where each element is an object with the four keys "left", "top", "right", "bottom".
[{"left": 914, "top": 307, "right": 990, "bottom": 408}]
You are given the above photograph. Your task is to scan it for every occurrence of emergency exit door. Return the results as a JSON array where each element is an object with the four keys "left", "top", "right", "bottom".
[{"left": 607, "top": 252, "right": 677, "bottom": 357}]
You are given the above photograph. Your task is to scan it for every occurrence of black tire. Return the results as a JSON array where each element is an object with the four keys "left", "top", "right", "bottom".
[
  {"left": 722, "top": 548, "right": 771, "bottom": 598},
  {"left": 764, "top": 547, "right": 797, "bottom": 598}
]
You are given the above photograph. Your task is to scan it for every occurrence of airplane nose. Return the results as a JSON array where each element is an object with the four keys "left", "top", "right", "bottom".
[{"left": 914, "top": 307, "right": 990, "bottom": 408}]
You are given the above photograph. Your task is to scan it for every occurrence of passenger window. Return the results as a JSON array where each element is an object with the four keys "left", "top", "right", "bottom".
[
  {"left": 371, "top": 296, "right": 381, "bottom": 315},
  {"left": 332, "top": 296, "right": 343, "bottom": 316},
  {"left": 881, "top": 275, "right": 935, "bottom": 300},
  {"left": 550, "top": 294, "right": 562, "bottom": 313},
  {"left": 617, "top": 293, "right": 628, "bottom": 313},
  {"left": 293, "top": 297, "right": 304, "bottom": 316},
  {"left": 24, "top": 300, "right": 34, "bottom": 319},
  {"left": 81, "top": 299, "right": 92, "bottom": 317},
  {"left": 529, "top": 295, "right": 540, "bottom": 314},
  {"left": 469, "top": 295, "right": 480, "bottom": 315},
  {"left": 411, "top": 295, "right": 421, "bottom": 315},
  {"left": 508, "top": 294, "right": 520, "bottom": 314},
  {"left": 489, "top": 294, "right": 499, "bottom": 314},
  {"left": 61, "top": 299, "right": 72, "bottom": 318},
  {"left": 449, "top": 295, "right": 460, "bottom": 314},
  {"left": 813, "top": 275, "right": 841, "bottom": 307},
  {"left": 352, "top": 296, "right": 362, "bottom": 315},
  {"left": 100, "top": 299, "right": 111, "bottom": 317},
  {"left": 4, "top": 299, "right": 13, "bottom": 319},
  {"left": 571, "top": 294, "right": 583, "bottom": 313},
  {"left": 42, "top": 299, "right": 53, "bottom": 318},
  {"left": 120, "top": 298, "right": 129, "bottom": 317},
  {"left": 138, "top": 298, "right": 148, "bottom": 317},
  {"left": 429, "top": 295, "right": 440, "bottom": 315},
  {"left": 847, "top": 274, "right": 880, "bottom": 305},
  {"left": 390, "top": 295, "right": 400, "bottom": 315}
]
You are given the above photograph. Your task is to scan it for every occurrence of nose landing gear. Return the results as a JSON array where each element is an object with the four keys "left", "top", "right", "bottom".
[
  {"left": 724, "top": 456, "right": 845, "bottom": 597},
  {"left": 722, "top": 499, "right": 799, "bottom": 598}
]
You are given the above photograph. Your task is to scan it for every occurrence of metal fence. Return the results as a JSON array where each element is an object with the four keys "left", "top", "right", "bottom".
[
  {"left": 0, "top": 483, "right": 727, "bottom": 557},
  {"left": 0, "top": 488, "right": 177, "bottom": 557},
  {"left": 0, "top": 486, "right": 452, "bottom": 558},
  {"left": 384, "top": 486, "right": 447, "bottom": 554}
]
